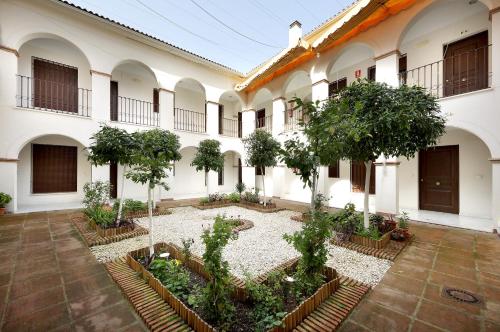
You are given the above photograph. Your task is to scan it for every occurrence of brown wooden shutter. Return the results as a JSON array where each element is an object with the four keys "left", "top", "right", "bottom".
[
  {"left": 399, "top": 54, "right": 407, "bottom": 85},
  {"left": 153, "top": 88, "right": 159, "bottom": 113},
  {"left": 368, "top": 66, "right": 376, "bottom": 81},
  {"left": 32, "top": 144, "right": 77, "bottom": 193},
  {"left": 218, "top": 104, "right": 224, "bottom": 135},
  {"left": 33, "top": 58, "right": 78, "bottom": 113},
  {"left": 110, "top": 161, "right": 118, "bottom": 199},
  {"left": 256, "top": 109, "right": 265, "bottom": 128},
  {"left": 238, "top": 158, "right": 242, "bottom": 183},
  {"left": 328, "top": 77, "right": 347, "bottom": 97},
  {"left": 328, "top": 161, "right": 340, "bottom": 178},
  {"left": 110, "top": 81, "right": 118, "bottom": 121},
  {"left": 350, "top": 161, "right": 375, "bottom": 194},
  {"left": 238, "top": 112, "right": 242, "bottom": 138},
  {"left": 218, "top": 166, "right": 224, "bottom": 186}
]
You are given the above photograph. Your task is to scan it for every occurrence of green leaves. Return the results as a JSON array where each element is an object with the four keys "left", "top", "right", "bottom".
[
  {"left": 87, "top": 125, "right": 136, "bottom": 166},
  {"left": 242, "top": 130, "right": 280, "bottom": 169},
  {"left": 191, "top": 139, "right": 224, "bottom": 173}
]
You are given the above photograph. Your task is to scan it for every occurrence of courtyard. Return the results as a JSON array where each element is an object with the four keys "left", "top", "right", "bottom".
[{"left": 0, "top": 199, "right": 498, "bottom": 331}]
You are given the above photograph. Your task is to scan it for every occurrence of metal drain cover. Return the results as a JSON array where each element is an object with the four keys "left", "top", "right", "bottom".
[{"left": 442, "top": 287, "right": 481, "bottom": 305}]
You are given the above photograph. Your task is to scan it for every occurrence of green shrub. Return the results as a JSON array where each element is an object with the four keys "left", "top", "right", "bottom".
[
  {"left": 242, "top": 188, "right": 260, "bottom": 204},
  {"left": 149, "top": 258, "right": 190, "bottom": 301},
  {"left": 246, "top": 270, "right": 287, "bottom": 331},
  {"left": 235, "top": 182, "right": 246, "bottom": 197},
  {"left": 284, "top": 211, "right": 331, "bottom": 298},
  {"left": 86, "top": 206, "right": 116, "bottom": 228},
  {"left": 83, "top": 181, "right": 111, "bottom": 210},
  {"left": 199, "top": 197, "right": 209, "bottom": 205},
  {"left": 330, "top": 203, "right": 361, "bottom": 241},
  {"left": 0, "top": 193, "right": 12, "bottom": 208},
  {"left": 181, "top": 238, "right": 194, "bottom": 262},
  {"left": 355, "top": 224, "right": 381, "bottom": 240},
  {"left": 208, "top": 192, "right": 226, "bottom": 202},
  {"left": 200, "top": 215, "right": 237, "bottom": 329},
  {"left": 226, "top": 192, "right": 240, "bottom": 203},
  {"left": 113, "top": 199, "right": 147, "bottom": 214},
  {"left": 398, "top": 211, "right": 410, "bottom": 230}
]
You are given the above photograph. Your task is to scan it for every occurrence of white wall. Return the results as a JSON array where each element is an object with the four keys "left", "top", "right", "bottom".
[
  {"left": 328, "top": 57, "right": 375, "bottom": 86},
  {"left": 172, "top": 147, "right": 206, "bottom": 198},
  {"left": 399, "top": 128, "right": 492, "bottom": 218},
  {"left": 17, "top": 135, "right": 91, "bottom": 210},
  {"left": 175, "top": 86, "right": 205, "bottom": 114},
  {"left": 217, "top": 151, "right": 240, "bottom": 193},
  {"left": 111, "top": 65, "right": 157, "bottom": 103}
]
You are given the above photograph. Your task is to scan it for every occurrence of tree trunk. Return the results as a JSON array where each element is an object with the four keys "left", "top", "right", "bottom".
[
  {"left": 116, "top": 164, "right": 127, "bottom": 226},
  {"left": 205, "top": 171, "right": 210, "bottom": 197},
  {"left": 363, "top": 160, "right": 372, "bottom": 229},
  {"left": 310, "top": 169, "right": 317, "bottom": 210},
  {"left": 148, "top": 182, "right": 154, "bottom": 257},
  {"left": 261, "top": 166, "right": 266, "bottom": 206}
]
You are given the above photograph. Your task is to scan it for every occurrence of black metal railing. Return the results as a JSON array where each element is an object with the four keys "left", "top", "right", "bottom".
[
  {"left": 112, "top": 96, "right": 159, "bottom": 126},
  {"left": 256, "top": 115, "right": 272, "bottom": 133},
  {"left": 16, "top": 75, "right": 91, "bottom": 117},
  {"left": 174, "top": 108, "right": 206, "bottom": 133},
  {"left": 220, "top": 118, "right": 240, "bottom": 137},
  {"left": 399, "top": 45, "right": 491, "bottom": 98},
  {"left": 284, "top": 108, "right": 304, "bottom": 132}
]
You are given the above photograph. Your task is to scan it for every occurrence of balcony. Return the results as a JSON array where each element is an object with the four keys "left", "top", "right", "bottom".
[
  {"left": 111, "top": 96, "right": 159, "bottom": 127},
  {"left": 16, "top": 75, "right": 91, "bottom": 117},
  {"left": 256, "top": 115, "right": 272, "bottom": 133},
  {"left": 399, "top": 45, "right": 491, "bottom": 99},
  {"left": 284, "top": 108, "right": 304, "bottom": 132},
  {"left": 220, "top": 118, "right": 241, "bottom": 138},
  {"left": 174, "top": 108, "right": 206, "bottom": 133}
]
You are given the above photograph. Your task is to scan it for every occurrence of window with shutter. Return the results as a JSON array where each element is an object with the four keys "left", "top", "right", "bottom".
[
  {"left": 350, "top": 161, "right": 375, "bottom": 194},
  {"left": 218, "top": 166, "right": 224, "bottom": 186},
  {"left": 328, "top": 77, "right": 347, "bottom": 97},
  {"left": 153, "top": 88, "right": 159, "bottom": 113},
  {"left": 32, "top": 144, "right": 77, "bottom": 193},
  {"left": 328, "top": 161, "right": 340, "bottom": 178},
  {"left": 367, "top": 66, "right": 376, "bottom": 81},
  {"left": 218, "top": 104, "right": 224, "bottom": 135}
]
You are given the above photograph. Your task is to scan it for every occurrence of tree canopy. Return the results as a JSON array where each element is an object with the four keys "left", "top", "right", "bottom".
[
  {"left": 242, "top": 130, "right": 280, "bottom": 170},
  {"left": 87, "top": 125, "right": 136, "bottom": 166},
  {"left": 191, "top": 139, "right": 225, "bottom": 174}
]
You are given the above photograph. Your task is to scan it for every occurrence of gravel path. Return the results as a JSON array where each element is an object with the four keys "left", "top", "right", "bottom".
[{"left": 90, "top": 206, "right": 391, "bottom": 286}]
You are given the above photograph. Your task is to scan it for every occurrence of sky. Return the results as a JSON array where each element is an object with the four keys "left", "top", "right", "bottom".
[{"left": 68, "top": 0, "right": 352, "bottom": 73}]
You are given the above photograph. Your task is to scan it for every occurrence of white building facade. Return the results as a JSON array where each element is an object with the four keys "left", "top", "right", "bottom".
[{"left": 1, "top": 0, "right": 499, "bottom": 232}]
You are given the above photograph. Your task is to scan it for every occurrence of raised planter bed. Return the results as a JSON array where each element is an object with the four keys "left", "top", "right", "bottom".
[
  {"left": 196, "top": 200, "right": 285, "bottom": 213},
  {"left": 88, "top": 220, "right": 136, "bottom": 238},
  {"left": 349, "top": 229, "right": 392, "bottom": 249},
  {"left": 124, "top": 206, "right": 172, "bottom": 219},
  {"left": 332, "top": 233, "right": 413, "bottom": 261},
  {"left": 127, "top": 243, "right": 340, "bottom": 332}
]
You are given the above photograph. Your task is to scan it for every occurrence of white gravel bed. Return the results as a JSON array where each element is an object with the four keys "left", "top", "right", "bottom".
[{"left": 90, "top": 206, "right": 391, "bottom": 286}]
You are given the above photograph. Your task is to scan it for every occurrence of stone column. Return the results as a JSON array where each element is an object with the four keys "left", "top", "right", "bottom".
[
  {"left": 374, "top": 52, "right": 400, "bottom": 215},
  {"left": 272, "top": 97, "right": 285, "bottom": 137},
  {"left": 491, "top": 11, "right": 500, "bottom": 89},
  {"left": 90, "top": 70, "right": 111, "bottom": 122},
  {"left": 0, "top": 46, "right": 18, "bottom": 108},
  {"left": 205, "top": 101, "right": 219, "bottom": 137},
  {"left": 159, "top": 88, "right": 174, "bottom": 131},
  {"left": 0, "top": 160, "right": 18, "bottom": 212},
  {"left": 241, "top": 109, "right": 256, "bottom": 190},
  {"left": 271, "top": 97, "right": 286, "bottom": 197},
  {"left": 491, "top": 159, "right": 500, "bottom": 232},
  {"left": 312, "top": 79, "right": 330, "bottom": 196}
]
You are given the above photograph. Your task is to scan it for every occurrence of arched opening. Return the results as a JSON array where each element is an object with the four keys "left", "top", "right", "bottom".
[
  {"left": 283, "top": 71, "right": 312, "bottom": 132},
  {"left": 252, "top": 88, "right": 273, "bottom": 133},
  {"left": 174, "top": 78, "right": 207, "bottom": 133},
  {"left": 16, "top": 134, "right": 91, "bottom": 212},
  {"left": 220, "top": 151, "right": 242, "bottom": 192},
  {"left": 398, "top": 0, "right": 490, "bottom": 98},
  {"left": 327, "top": 43, "right": 375, "bottom": 95},
  {"left": 111, "top": 60, "right": 160, "bottom": 126},
  {"left": 17, "top": 36, "right": 92, "bottom": 116},
  {"left": 219, "top": 91, "right": 243, "bottom": 138},
  {"left": 173, "top": 146, "right": 205, "bottom": 198},
  {"left": 399, "top": 127, "right": 492, "bottom": 227}
]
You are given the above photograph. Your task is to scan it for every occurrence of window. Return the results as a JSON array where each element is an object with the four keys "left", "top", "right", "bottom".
[
  {"left": 367, "top": 66, "right": 376, "bottom": 81},
  {"left": 350, "top": 161, "right": 375, "bottom": 194},
  {"left": 256, "top": 109, "right": 266, "bottom": 128},
  {"left": 399, "top": 54, "right": 407, "bottom": 85},
  {"left": 218, "top": 104, "right": 224, "bottom": 135},
  {"left": 255, "top": 167, "right": 265, "bottom": 176},
  {"left": 153, "top": 88, "right": 159, "bottom": 113},
  {"left": 32, "top": 144, "right": 77, "bottom": 193},
  {"left": 218, "top": 167, "right": 224, "bottom": 186},
  {"left": 328, "top": 78, "right": 347, "bottom": 97},
  {"left": 328, "top": 161, "right": 340, "bottom": 178}
]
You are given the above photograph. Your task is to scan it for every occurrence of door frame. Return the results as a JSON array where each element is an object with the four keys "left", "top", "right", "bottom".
[{"left": 418, "top": 145, "right": 459, "bottom": 214}]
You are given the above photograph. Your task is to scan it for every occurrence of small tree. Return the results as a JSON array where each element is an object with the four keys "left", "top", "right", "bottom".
[
  {"left": 191, "top": 139, "right": 225, "bottom": 197},
  {"left": 126, "top": 129, "right": 181, "bottom": 255},
  {"left": 280, "top": 98, "right": 341, "bottom": 209},
  {"left": 87, "top": 125, "right": 136, "bottom": 224},
  {"left": 242, "top": 130, "right": 280, "bottom": 206},
  {"left": 324, "top": 79, "right": 446, "bottom": 228}
]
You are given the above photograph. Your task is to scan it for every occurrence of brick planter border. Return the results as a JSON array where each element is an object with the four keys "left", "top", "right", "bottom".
[
  {"left": 71, "top": 216, "right": 148, "bottom": 247},
  {"left": 195, "top": 201, "right": 285, "bottom": 213},
  {"left": 232, "top": 219, "right": 254, "bottom": 233},
  {"left": 332, "top": 235, "right": 414, "bottom": 261},
  {"left": 350, "top": 230, "right": 392, "bottom": 249}
]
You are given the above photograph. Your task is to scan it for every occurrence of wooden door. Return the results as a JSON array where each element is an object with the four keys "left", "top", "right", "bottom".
[
  {"left": 419, "top": 145, "right": 459, "bottom": 214},
  {"left": 350, "top": 161, "right": 375, "bottom": 194},
  {"left": 444, "top": 31, "right": 488, "bottom": 97},
  {"left": 32, "top": 144, "right": 77, "bottom": 193},
  {"left": 110, "top": 81, "right": 118, "bottom": 121},
  {"left": 110, "top": 161, "right": 118, "bottom": 199},
  {"left": 218, "top": 104, "right": 224, "bottom": 135},
  {"left": 33, "top": 58, "right": 78, "bottom": 113},
  {"left": 256, "top": 109, "right": 265, "bottom": 128},
  {"left": 238, "top": 112, "right": 242, "bottom": 138},
  {"left": 367, "top": 66, "right": 376, "bottom": 81},
  {"left": 238, "top": 158, "right": 242, "bottom": 184}
]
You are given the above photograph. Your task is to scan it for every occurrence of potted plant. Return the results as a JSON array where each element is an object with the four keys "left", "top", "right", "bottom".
[
  {"left": 391, "top": 211, "right": 411, "bottom": 241},
  {"left": 0, "top": 193, "right": 12, "bottom": 215}
]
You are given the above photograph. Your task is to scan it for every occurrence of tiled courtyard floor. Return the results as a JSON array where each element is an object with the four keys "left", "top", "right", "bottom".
[{"left": 0, "top": 200, "right": 498, "bottom": 331}]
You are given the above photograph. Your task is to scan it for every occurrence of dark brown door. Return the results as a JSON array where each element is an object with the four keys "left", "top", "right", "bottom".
[
  {"left": 218, "top": 104, "right": 224, "bottom": 135},
  {"left": 256, "top": 109, "right": 266, "bottom": 128},
  {"left": 32, "top": 144, "right": 77, "bottom": 193},
  {"left": 238, "top": 112, "right": 242, "bottom": 138},
  {"left": 399, "top": 54, "right": 407, "bottom": 85},
  {"left": 33, "top": 58, "right": 78, "bottom": 113},
  {"left": 367, "top": 66, "right": 376, "bottom": 81},
  {"left": 328, "top": 77, "right": 347, "bottom": 97},
  {"left": 351, "top": 161, "right": 375, "bottom": 194},
  {"left": 110, "top": 161, "right": 118, "bottom": 199},
  {"left": 238, "top": 158, "right": 242, "bottom": 184},
  {"left": 444, "top": 31, "right": 488, "bottom": 97},
  {"left": 110, "top": 81, "right": 118, "bottom": 121},
  {"left": 419, "top": 145, "right": 459, "bottom": 214},
  {"left": 153, "top": 88, "right": 159, "bottom": 113}
]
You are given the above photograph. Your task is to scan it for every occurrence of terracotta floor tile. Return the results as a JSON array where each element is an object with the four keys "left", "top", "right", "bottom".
[
  {"left": 433, "top": 260, "right": 477, "bottom": 281},
  {"left": 423, "top": 283, "right": 481, "bottom": 315},
  {"left": 378, "top": 272, "right": 425, "bottom": 296},
  {"left": 416, "top": 299, "right": 480, "bottom": 331},
  {"left": 64, "top": 272, "right": 114, "bottom": 301},
  {"left": 73, "top": 302, "right": 138, "bottom": 331},
  {"left": 338, "top": 320, "right": 370, "bottom": 332},
  {"left": 390, "top": 261, "right": 431, "bottom": 281},
  {"left": 5, "top": 286, "right": 65, "bottom": 321},
  {"left": 2, "top": 303, "right": 70, "bottom": 332},
  {"left": 350, "top": 300, "right": 411, "bottom": 332},
  {"left": 435, "top": 253, "right": 476, "bottom": 269},
  {"left": 485, "top": 319, "right": 500, "bottom": 332},
  {"left": 367, "top": 285, "right": 419, "bottom": 315},
  {"left": 9, "top": 273, "right": 62, "bottom": 299},
  {"left": 429, "top": 271, "right": 481, "bottom": 293},
  {"left": 68, "top": 287, "right": 124, "bottom": 319},
  {"left": 410, "top": 320, "right": 444, "bottom": 332},
  {"left": 61, "top": 262, "right": 106, "bottom": 282}
]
